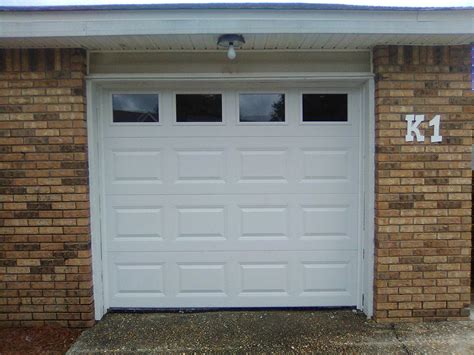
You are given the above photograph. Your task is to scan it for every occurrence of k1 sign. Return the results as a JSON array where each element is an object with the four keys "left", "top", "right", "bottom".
[{"left": 405, "top": 114, "right": 442, "bottom": 143}]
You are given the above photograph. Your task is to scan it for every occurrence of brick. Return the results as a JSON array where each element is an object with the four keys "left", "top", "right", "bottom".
[
  {"left": 0, "top": 48, "right": 92, "bottom": 328},
  {"left": 374, "top": 45, "right": 472, "bottom": 323},
  {"left": 388, "top": 310, "right": 412, "bottom": 318},
  {"left": 423, "top": 301, "right": 447, "bottom": 309}
]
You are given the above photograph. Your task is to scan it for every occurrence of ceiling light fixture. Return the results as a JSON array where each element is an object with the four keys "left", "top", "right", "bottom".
[{"left": 217, "top": 34, "right": 245, "bottom": 60}]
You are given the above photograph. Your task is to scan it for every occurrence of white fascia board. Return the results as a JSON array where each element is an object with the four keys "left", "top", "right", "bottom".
[{"left": 0, "top": 9, "right": 473, "bottom": 38}]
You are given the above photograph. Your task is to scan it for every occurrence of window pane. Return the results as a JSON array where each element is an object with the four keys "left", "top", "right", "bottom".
[
  {"left": 239, "top": 94, "right": 285, "bottom": 122},
  {"left": 302, "top": 94, "right": 348, "bottom": 122},
  {"left": 113, "top": 94, "right": 159, "bottom": 123},
  {"left": 176, "top": 94, "right": 222, "bottom": 122}
]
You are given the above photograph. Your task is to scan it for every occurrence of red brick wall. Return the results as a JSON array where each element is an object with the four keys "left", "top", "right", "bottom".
[
  {"left": 373, "top": 45, "right": 473, "bottom": 321},
  {"left": 0, "top": 49, "right": 93, "bottom": 327}
]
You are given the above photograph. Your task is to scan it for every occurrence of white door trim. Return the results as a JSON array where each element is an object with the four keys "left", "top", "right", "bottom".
[
  {"left": 362, "top": 79, "right": 375, "bottom": 318},
  {"left": 86, "top": 80, "right": 106, "bottom": 319},
  {"left": 86, "top": 73, "right": 375, "bottom": 320},
  {"left": 86, "top": 73, "right": 374, "bottom": 81}
]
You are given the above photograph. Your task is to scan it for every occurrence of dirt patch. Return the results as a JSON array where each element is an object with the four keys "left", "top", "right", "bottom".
[{"left": 0, "top": 326, "right": 83, "bottom": 355}]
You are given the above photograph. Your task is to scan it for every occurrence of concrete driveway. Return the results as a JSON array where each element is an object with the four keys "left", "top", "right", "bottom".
[{"left": 68, "top": 310, "right": 474, "bottom": 354}]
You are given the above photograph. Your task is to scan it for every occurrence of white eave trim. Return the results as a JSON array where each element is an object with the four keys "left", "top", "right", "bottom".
[
  {"left": 86, "top": 72, "right": 374, "bottom": 81},
  {"left": 0, "top": 9, "right": 473, "bottom": 38}
]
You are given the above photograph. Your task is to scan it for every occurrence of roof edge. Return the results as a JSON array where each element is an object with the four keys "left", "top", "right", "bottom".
[{"left": 0, "top": 3, "right": 473, "bottom": 12}]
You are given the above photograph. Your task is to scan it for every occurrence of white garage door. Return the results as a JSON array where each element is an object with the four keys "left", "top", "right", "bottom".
[{"left": 100, "top": 83, "right": 362, "bottom": 309}]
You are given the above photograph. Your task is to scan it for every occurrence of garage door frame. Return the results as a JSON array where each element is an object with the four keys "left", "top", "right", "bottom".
[{"left": 86, "top": 73, "right": 375, "bottom": 320}]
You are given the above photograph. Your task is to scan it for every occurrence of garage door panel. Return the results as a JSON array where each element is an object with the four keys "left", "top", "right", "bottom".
[
  {"left": 240, "top": 262, "right": 289, "bottom": 296},
  {"left": 105, "top": 194, "right": 359, "bottom": 252},
  {"left": 108, "top": 251, "right": 357, "bottom": 308},
  {"left": 176, "top": 206, "right": 227, "bottom": 241},
  {"left": 112, "top": 150, "right": 163, "bottom": 183},
  {"left": 239, "top": 205, "right": 289, "bottom": 240},
  {"left": 114, "top": 263, "right": 165, "bottom": 296},
  {"left": 301, "top": 262, "right": 351, "bottom": 295},
  {"left": 238, "top": 149, "right": 289, "bottom": 183},
  {"left": 114, "top": 207, "right": 164, "bottom": 240},
  {"left": 175, "top": 149, "right": 227, "bottom": 183},
  {"left": 104, "top": 137, "right": 359, "bottom": 195},
  {"left": 177, "top": 263, "right": 227, "bottom": 296},
  {"left": 300, "top": 205, "right": 353, "bottom": 241},
  {"left": 300, "top": 149, "right": 350, "bottom": 181}
]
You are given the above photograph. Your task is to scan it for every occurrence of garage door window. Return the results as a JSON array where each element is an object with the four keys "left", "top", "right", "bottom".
[
  {"left": 302, "top": 94, "right": 348, "bottom": 122},
  {"left": 112, "top": 94, "right": 159, "bottom": 123},
  {"left": 176, "top": 94, "right": 222, "bottom": 123},
  {"left": 239, "top": 93, "right": 285, "bottom": 123}
]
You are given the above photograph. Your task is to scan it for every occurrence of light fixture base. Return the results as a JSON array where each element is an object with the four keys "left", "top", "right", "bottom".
[{"left": 217, "top": 34, "right": 245, "bottom": 48}]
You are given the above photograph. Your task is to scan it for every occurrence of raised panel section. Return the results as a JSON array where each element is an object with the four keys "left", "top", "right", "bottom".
[
  {"left": 112, "top": 150, "right": 162, "bottom": 182},
  {"left": 114, "top": 208, "right": 163, "bottom": 240},
  {"left": 177, "top": 263, "right": 226, "bottom": 296},
  {"left": 104, "top": 138, "right": 359, "bottom": 195},
  {"left": 176, "top": 149, "right": 226, "bottom": 183},
  {"left": 240, "top": 263, "right": 288, "bottom": 295},
  {"left": 115, "top": 264, "right": 164, "bottom": 295},
  {"left": 106, "top": 194, "right": 357, "bottom": 251},
  {"left": 301, "top": 149, "right": 348, "bottom": 181},
  {"left": 239, "top": 206, "right": 288, "bottom": 240},
  {"left": 238, "top": 149, "right": 288, "bottom": 182},
  {"left": 302, "top": 262, "right": 349, "bottom": 294},
  {"left": 107, "top": 251, "right": 358, "bottom": 307},
  {"left": 177, "top": 207, "right": 226, "bottom": 240},
  {"left": 301, "top": 206, "right": 350, "bottom": 241}
]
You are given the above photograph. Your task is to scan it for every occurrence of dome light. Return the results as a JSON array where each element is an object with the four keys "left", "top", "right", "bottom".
[{"left": 217, "top": 34, "right": 245, "bottom": 61}]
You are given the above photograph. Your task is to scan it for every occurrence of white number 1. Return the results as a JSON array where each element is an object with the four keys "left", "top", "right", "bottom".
[{"left": 429, "top": 115, "right": 442, "bottom": 143}]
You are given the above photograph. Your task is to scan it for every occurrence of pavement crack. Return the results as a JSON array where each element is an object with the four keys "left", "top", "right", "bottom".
[{"left": 391, "top": 324, "right": 411, "bottom": 355}]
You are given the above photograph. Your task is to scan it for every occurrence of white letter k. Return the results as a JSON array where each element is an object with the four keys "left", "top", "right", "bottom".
[{"left": 405, "top": 115, "right": 425, "bottom": 142}]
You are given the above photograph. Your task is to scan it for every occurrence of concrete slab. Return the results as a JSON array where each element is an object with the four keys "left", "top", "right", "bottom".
[{"left": 68, "top": 310, "right": 474, "bottom": 354}]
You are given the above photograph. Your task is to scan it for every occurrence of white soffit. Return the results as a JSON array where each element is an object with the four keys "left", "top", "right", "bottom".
[
  {"left": 0, "top": 9, "right": 473, "bottom": 50},
  {"left": 0, "top": 34, "right": 473, "bottom": 51}
]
